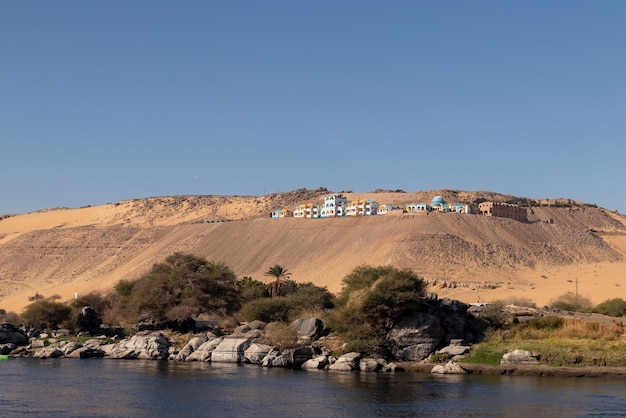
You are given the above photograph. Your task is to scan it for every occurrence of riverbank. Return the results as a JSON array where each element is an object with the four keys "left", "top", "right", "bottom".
[{"left": 398, "top": 361, "right": 626, "bottom": 377}]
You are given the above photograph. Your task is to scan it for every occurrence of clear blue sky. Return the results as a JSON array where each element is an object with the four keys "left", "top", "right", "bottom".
[{"left": 2, "top": 1, "right": 625, "bottom": 214}]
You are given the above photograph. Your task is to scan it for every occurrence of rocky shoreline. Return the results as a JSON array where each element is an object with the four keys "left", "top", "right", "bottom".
[
  {"left": 3, "top": 297, "right": 625, "bottom": 378},
  {"left": 3, "top": 322, "right": 626, "bottom": 378}
]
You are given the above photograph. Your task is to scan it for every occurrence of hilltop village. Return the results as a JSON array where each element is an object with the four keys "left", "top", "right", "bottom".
[{"left": 271, "top": 194, "right": 528, "bottom": 222}]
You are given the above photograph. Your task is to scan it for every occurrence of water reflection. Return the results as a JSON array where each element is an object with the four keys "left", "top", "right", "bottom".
[{"left": 2, "top": 359, "right": 625, "bottom": 417}]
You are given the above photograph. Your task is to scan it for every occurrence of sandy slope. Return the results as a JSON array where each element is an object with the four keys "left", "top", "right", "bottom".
[{"left": 1, "top": 190, "right": 625, "bottom": 313}]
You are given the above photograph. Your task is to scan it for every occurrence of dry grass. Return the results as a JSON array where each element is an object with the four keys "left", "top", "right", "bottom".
[
  {"left": 465, "top": 317, "right": 626, "bottom": 367},
  {"left": 263, "top": 322, "right": 299, "bottom": 350}
]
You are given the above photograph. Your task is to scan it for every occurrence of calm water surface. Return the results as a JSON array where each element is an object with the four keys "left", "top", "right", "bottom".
[{"left": 1, "top": 359, "right": 625, "bottom": 417}]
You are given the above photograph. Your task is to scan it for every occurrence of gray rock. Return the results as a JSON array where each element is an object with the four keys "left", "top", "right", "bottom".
[
  {"left": 211, "top": 336, "right": 256, "bottom": 363},
  {"left": 30, "top": 339, "right": 47, "bottom": 349},
  {"left": 111, "top": 331, "right": 170, "bottom": 360},
  {"left": 262, "top": 347, "right": 314, "bottom": 368},
  {"left": 501, "top": 349, "right": 540, "bottom": 364},
  {"left": 247, "top": 320, "right": 267, "bottom": 330},
  {"left": 359, "top": 358, "right": 382, "bottom": 372},
  {"left": 437, "top": 345, "right": 471, "bottom": 357},
  {"left": 61, "top": 341, "right": 82, "bottom": 354},
  {"left": 290, "top": 318, "right": 324, "bottom": 342},
  {"left": 431, "top": 361, "right": 469, "bottom": 374},
  {"left": 301, "top": 355, "right": 329, "bottom": 370},
  {"left": 187, "top": 337, "right": 224, "bottom": 362},
  {"left": 329, "top": 352, "right": 361, "bottom": 371},
  {"left": 0, "top": 323, "right": 28, "bottom": 346},
  {"left": 176, "top": 335, "right": 209, "bottom": 361},
  {"left": 244, "top": 343, "right": 273, "bottom": 364},
  {"left": 34, "top": 346, "right": 64, "bottom": 359},
  {"left": 388, "top": 313, "right": 445, "bottom": 361}
]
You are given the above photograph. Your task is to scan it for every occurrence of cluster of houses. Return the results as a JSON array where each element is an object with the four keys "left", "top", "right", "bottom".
[{"left": 270, "top": 194, "right": 473, "bottom": 219}]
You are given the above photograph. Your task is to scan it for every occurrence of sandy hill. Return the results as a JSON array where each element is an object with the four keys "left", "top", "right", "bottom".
[{"left": 1, "top": 188, "right": 625, "bottom": 313}]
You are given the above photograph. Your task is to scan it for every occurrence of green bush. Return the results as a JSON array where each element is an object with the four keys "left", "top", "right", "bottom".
[
  {"left": 526, "top": 316, "right": 564, "bottom": 330},
  {"left": 550, "top": 292, "right": 593, "bottom": 312},
  {"left": 238, "top": 276, "right": 268, "bottom": 303},
  {"left": 21, "top": 300, "right": 73, "bottom": 330},
  {"left": 114, "top": 280, "right": 135, "bottom": 297},
  {"left": 109, "top": 253, "right": 242, "bottom": 326},
  {"left": 287, "top": 282, "right": 334, "bottom": 310},
  {"left": 239, "top": 297, "right": 294, "bottom": 323},
  {"left": 593, "top": 298, "right": 626, "bottom": 317},
  {"left": 326, "top": 265, "right": 426, "bottom": 355},
  {"left": 238, "top": 281, "right": 334, "bottom": 323}
]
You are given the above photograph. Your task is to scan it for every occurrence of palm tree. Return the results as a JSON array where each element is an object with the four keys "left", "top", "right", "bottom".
[{"left": 264, "top": 264, "right": 291, "bottom": 298}]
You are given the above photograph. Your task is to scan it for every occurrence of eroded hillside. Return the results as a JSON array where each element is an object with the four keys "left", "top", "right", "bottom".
[{"left": 1, "top": 189, "right": 625, "bottom": 312}]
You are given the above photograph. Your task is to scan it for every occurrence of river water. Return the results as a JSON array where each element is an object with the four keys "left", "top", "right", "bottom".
[{"left": 1, "top": 359, "right": 625, "bottom": 417}]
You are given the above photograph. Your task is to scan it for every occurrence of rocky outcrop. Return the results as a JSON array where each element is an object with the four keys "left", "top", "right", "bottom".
[
  {"left": 110, "top": 331, "right": 171, "bottom": 360},
  {"left": 76, "top": 306, "right": 103, "bottom": 334},
  {"left": 328, "top": 352, "right": 361, "bottom": 371},
  {"left": 211, "top": 333, "right": 258, "bottom": 363},
  {"left": 389, "top": 313, "right": 446, "bottom": 361},
  {"left": 291, "top": 318, "right": 324, "bottom": 342},
  {"left": 501, "top": 349, "right": 540, "bottom": 364},
  {"left": 0, "top": 323, "right": 28, "bottom": 347},
  {"left": 4, "top": 297, "right": 480, "bottom": 372}
]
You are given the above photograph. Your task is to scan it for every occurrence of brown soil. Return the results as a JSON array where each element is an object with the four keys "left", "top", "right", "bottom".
[{"left": 1, "top": 189, "right": 625, "bottom": 313}]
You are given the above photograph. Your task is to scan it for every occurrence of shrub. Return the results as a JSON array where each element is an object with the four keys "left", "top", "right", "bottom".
[
  {"left": 287, "top": 282, "right": 335, "bottom": 310},
  {"left": 239, "top": 298, "right": 294, "bottom": 323},
  {"left": 238, "top": 281, "right": 334, "bottom": 323},
  {"left": 238, "top": 276, "right": 268, "bottom": 302},
  {"left": 550, "top": 292, "right": 593, "bottom": 312},
  {"left": 21, "top": 300, "right": 73, "bottom": 330},
  {"left": 593, "top": 298, "right": 626, "bottom": 317},
  {"left": 262, "top": 322, "right": 299, "bottom": 350},
  {"left": 109, "top": 253, "right": 242, "bottom": 327},
  {"left": 0, "top": 309, "right": 20, "bottom": 324},
  {"left": 326, "top": 265, "right": 426, "bottom": 355},
  {"left": 114, "top": 280, "right": 135, "bottom": 297}
]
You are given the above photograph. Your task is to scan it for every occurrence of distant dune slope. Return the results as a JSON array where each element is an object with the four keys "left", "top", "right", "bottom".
[{"left": 1, "top": 189, "right": 625, "bottom": 312}]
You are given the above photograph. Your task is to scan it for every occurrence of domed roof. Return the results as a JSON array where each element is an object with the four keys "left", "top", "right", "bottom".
[{"left": 431, "top": 196, "right": 446, "bottom": 206}]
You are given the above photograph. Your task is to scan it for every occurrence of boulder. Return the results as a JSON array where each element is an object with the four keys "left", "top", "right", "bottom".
[
  {"left": 76, "top": 306, "right": 102, "bottom": 334},
  {"left": 329, "top": 352, "right": 361, "bottom": 371},
  {"left": 501, "top": 349, "right": 540, "bottom": 364},
  {"left": 247, "top": 320, "right": 267, "bottom": 330},
  {"left": 244, "top": 343, "right": 274, "bottom": 364},
  {"left": 388, "top": 313, "right": 445, "bottom": 361},
  {"left": 262, "top": 346, "right": 314, "bottom": 368},
  {"left": 65, "top": 347, "right": 105, "bottom": 359},
  {"left": 61, "top": 341, "right": 83, "bottom": 356},
  {"left": 186, "top": 337, "right": 224, "bottom": 362},
  {"left": 30, "top": 339, "right": 47, "bottom": 349},
  {"left": 431, "top": 361, "right": 469, "bottom": 374},
  {"left": 301, "top": 355, "right": 329, "bottom": 370},
  {"left": 290, "top": 318, "right": 324, "bottom": 342},
  {"left": 0, "top": 323, "right": 28, "bottom": 346},
  {"left": 33, "top": 346, "right": 64, "bottom": 359},
  {"left": 175, "top": 335, "right": 209, "bottom": 361},
  {"left": 110, "top": 331, "right": 171, "bottom": 360},
  {"left": 359, "top": 358, "right": 382, "bottom": 372},
  {"left": 211, "top": 336, "right": 256, "bottom": 363},
  {"left": 0, "top": 343, "right": 17, "bottom": 355},
  {"left": 437, "top": 345, "right": 471, "bottom": 357}
]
